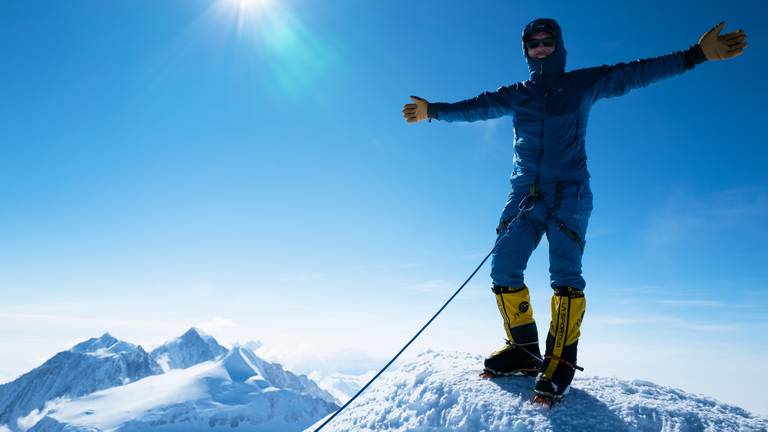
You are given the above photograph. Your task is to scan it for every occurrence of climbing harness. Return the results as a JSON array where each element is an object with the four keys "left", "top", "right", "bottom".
[{"left": 503, "top": 182, "right": 585, "bottom": 252}]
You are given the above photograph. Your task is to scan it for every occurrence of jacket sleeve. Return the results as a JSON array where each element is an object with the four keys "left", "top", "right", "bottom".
[
  {"left": 590, "top": 45, "right": 707, "bottom": 101},
  {"left": 427, "top": 84, "right": 520, "bottom": 123}
]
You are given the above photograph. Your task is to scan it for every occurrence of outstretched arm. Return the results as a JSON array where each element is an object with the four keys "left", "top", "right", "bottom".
[
  {"left": 402, "top": 85, "right": 519, "bottom": 124},
  {"left": 591, "top": 22, "right": 747, "bottom": 101}
]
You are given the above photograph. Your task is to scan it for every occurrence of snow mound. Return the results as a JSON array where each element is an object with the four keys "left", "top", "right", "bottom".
[{"left": 308, "top": 350, "right": 768, "bottom": 432}]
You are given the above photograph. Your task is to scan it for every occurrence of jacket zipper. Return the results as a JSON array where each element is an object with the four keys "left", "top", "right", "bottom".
[
  {"left": 533, "top": 59, "right": 546, "bottom": 194},
  {"left": 534, "top": 118, "right": 544, "bottom": 194}
]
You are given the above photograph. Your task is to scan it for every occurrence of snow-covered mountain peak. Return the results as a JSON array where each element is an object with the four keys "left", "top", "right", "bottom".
[
  {"left": 0, "top": 334, "right": 160, "bottom": 431},
  {"left": 179, "top": 327, "right": 207, "bottom": 342},
  {"left": 71, "top": 332, "right": 117, "bottom": 351},
  {"left": 71, "top": 333, "right": 146, "bottom": 358},
  {"left": 308, "top": 350, "right": 768, "bottom": 432},
  {"left": 181, "top": 326, "right": 225, "bottom": 347},
  {"left": 150, "top": 327, "right": 228, "bottom": 371}
]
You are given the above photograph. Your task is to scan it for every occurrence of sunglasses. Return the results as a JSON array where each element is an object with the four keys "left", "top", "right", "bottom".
[{"left": 524, "top": 37, "right": 557, "bottom": 49}]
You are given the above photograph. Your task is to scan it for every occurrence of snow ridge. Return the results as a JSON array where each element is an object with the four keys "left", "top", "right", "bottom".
[
  {"left": 308, "top": 350, "right": 768, "bottom": 432},
  {"left": 149, "top": 328, "right": 227, "bottom": 371},
  {"left": 240, "top": 347, "right": 338, "bottom": 406}
]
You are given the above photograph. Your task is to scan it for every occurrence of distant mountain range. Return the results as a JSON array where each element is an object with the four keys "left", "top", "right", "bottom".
[{"left": 0, "top": 328, "right": 338, "bottom": 432}]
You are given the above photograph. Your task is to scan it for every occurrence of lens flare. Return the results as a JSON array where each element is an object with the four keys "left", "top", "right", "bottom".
[{"left": 208, "top": 0, "right": 335, "bottom": 96}]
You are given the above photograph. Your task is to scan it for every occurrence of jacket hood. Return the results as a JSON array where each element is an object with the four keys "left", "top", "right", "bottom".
[{"left": 522, "top": 18, "right": 566, "bottom": 83}]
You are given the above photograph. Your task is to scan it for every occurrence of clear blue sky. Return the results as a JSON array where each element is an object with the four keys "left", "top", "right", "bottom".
[{"left": 1, "top": 0, "right": 766, "bottom": 416}]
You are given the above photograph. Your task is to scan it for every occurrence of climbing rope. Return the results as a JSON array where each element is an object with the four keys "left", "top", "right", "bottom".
[
  {"left": 313, "top": 192, "right": 539, "bottom": 431},
  {"left": 312, "top": 242, "right": 499, "bottom": 431}
]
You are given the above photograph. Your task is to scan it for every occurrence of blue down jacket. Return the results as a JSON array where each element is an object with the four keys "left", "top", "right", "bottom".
[{"left": 428, "top": 18, "right": 706, "bottom": 190}]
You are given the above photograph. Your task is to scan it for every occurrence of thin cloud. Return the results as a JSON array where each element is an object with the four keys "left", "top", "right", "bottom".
[
  {"left": 594, "top": 282, "right": 764, "bottom": 311},
  {"left": 587, "top": 316, "right": 640, "bottom": 326},
  {"left": 655, "top": 299, "right": 725, "bottom": 307},
  {"left": 457, "top": 117, "right": 505, "bottom": 142},
  {"left": 351, "top": 261, "right": 425, "bottom": 273},
  {"left": 195, "top": 317, "right": 238, "bottom": 334},
  {"left": 457, "top": 251, "right": 492, "bottom": 261},
  {"left": 400, "top": 279, "right": 451, "bottom": 294},
  {"left": 643, "top": 186, "right": 768, "bottom": 244},
  {"left": 254, "top": 343, "right": 386, "bottom": 375},
  {"left": 595, "top": 283, "right": 666, "bottom": 295},
  {"left": 0, "top": 312, "right": 171, "bottom": 329},
  {"left": 584, "top": 225, "right": 619, "bottom": 239},
  {"left": 277, "top": 272, "right": 328, "bottom": 284},
  {"left": 588, "top": 314, "right": 743, "bottom": 333}
]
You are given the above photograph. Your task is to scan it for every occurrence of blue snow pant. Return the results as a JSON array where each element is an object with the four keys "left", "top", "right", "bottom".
[{"left": 491, "top": 180, "right": 593, "bottom": 290}]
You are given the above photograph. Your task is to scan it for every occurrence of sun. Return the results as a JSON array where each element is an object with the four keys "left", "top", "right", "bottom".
[
  {"left": 223, "top": 0, "right": 273, "bottom": 14},
  {"left": 217, "top": 0, "right": 275, "bottom": 34}
]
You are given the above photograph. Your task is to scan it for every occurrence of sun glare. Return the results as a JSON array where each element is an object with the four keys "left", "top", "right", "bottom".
[
  {"left": 217, "top": 0, "right": 274, "bottom": 35},
  {"left": 226, "top": 0, "right": 272, "bottom": 9},
  {"left": 208, "top": 0, "right": 336, "bottom": 96}
]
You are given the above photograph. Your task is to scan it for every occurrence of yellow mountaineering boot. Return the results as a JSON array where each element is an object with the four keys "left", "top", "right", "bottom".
[
  {"left": 533, "top": 286, "right": 586, "bottom": 405},
  {"left": 483, "top": 285, "right": 542, "bottom": 376}
]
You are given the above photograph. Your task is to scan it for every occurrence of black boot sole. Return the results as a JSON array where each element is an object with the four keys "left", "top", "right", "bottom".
[{"left": 480, "top": 367, "right": 539, "bottom": 378}]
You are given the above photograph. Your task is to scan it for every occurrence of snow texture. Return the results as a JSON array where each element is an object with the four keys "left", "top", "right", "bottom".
[{"left": 308, "top": 350, "right": 768, "bottom": 432}]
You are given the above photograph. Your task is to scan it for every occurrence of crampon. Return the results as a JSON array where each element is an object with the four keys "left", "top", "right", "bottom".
[
  {"left": 531, "top": 393, "right": 561, "bottom": 408},
  {"left": 479, "top": 368, "right": 538, "bottom": 379}
]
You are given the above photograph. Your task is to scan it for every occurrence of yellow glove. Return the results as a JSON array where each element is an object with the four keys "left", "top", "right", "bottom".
[
  {"left": 699, "top": 22, "right": 747, "bottom": 61},
  {"left": 402, "top": 96, "right": 429, "bottom": 123}
]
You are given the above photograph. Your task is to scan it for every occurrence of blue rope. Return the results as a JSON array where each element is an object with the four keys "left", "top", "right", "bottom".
[{"left": 312, "top": 241, "right": 500, "bottom": 431}]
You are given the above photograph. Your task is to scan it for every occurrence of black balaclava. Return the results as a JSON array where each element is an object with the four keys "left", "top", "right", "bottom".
[{"left": 522, "top": 18, "right": 566, "bottom": 85}]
